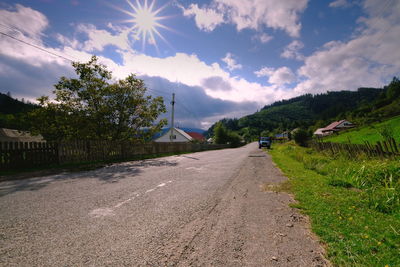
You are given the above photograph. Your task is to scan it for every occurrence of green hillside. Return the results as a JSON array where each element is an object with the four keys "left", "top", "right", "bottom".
[
  {"left": 205, "top": 88, "right": 384, "bottom": 140},
  {"left": 324, "top": 116, "right": 400, "bottom": 144},
  {"left": 0, "top": 92, "right": 38, "bottom": 130},
  {"left": 206, "top": 77, "right": 400, "bottom": 141}
]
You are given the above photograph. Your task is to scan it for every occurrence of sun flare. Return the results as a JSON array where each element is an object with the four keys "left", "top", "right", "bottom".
[{"left": 120, "top": 0, "right": 170, "bottom": 50}]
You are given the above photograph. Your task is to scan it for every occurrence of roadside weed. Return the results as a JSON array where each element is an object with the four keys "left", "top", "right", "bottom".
[{"left": 269, "top": 142, "right": 400, "bottom": 266}]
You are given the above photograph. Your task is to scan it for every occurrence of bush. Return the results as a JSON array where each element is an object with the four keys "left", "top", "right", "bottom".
[{"left": 293, "top": 128, "right": 310, "bottom": 147}]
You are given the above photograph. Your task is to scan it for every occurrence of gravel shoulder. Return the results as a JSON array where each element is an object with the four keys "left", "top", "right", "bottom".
[{"left": 0, "top": 143, "right": 329, "bottom": 266}]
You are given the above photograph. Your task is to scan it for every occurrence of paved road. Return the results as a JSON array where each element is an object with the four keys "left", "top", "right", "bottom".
[{"left": 0, "top": 143, "right": 328, "bottom": 266}]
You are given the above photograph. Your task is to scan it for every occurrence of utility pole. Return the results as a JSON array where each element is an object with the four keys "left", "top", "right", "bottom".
[{"left": 170, "top": 93, "right": 175, "bottom": 142}]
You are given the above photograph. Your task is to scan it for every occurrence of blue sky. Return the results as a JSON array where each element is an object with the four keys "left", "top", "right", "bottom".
[{"left": 0, "top": 0, "right": 399, "bottom": 129}]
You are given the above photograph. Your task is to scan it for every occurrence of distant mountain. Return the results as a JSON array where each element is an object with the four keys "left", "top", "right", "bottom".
[
  {"left": 204, "top": 83, "right": 400, "bottom": 140},
  {"left": 0, "top": 92, "right": 37, "bottom": 114}
]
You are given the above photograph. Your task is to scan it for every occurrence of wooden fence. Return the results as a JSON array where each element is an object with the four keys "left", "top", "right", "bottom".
[
  {"left": 0, "top": 141, "right": 229, "bottom": 171},
  {"left": 310, "top": 138, "right": 399, "bottom": 158}
]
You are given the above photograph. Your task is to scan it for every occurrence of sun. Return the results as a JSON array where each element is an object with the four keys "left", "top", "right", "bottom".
[{"left": 118, "top": 0, "right": 170, "bottom": 50}]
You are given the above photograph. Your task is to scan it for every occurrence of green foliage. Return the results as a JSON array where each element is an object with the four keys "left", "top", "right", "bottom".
[
  {"left": 379, "top": 125, "right": 395, "bottom": 141},
  {"left": 0, "top": 92, "right": 38, "bottom": 130},
  {"left": 227, "top": 131, "right": 242, "bottom": 147},
  {"left": 28, "top": 56, "right": 167, "bottom": 142},
  {"left": 385, "top": 77, "right": 400, "bottom": 101},
  {"left": 293, "top": 128, "right": 310, "bottom": 147},
  {"left": 213, "top": 122, "right": 229, "bottom": 144},
  {"left": 270, "top": 143, "right": 400, "bottom": 266},
  {"left": 213, "top": 121, "right": 242, "bottom": 146}
]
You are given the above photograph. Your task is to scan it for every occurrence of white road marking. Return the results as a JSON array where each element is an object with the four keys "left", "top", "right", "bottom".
[
  {"left": 145, "top": 180, "right": 172, "bottom": 193},
  {"left": 114, "top": 198, "right": 134, "bottom": 208},
  {"left": 89, "top": 182, "right": 172, "bottom": 217},
  {"left": 89, "top": 208, "right": 115, "bottom": 217}
]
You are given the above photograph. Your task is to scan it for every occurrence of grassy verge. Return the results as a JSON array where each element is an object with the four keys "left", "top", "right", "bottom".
[
  {"left": 323, "top": 116, "right": 400, "bottom": 144},
  {"left": 269, "top": 142, "right": 400, "bottom": 266}
]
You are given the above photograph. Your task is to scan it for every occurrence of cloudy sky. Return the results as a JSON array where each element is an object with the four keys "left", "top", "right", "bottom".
[{"left": 0, "top": 0, "right": 399, "bottom": 129}]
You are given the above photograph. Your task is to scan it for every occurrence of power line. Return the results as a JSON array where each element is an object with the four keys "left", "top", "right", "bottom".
[{"left": 0, "top": 30, "right": 74, "bottom": 62}]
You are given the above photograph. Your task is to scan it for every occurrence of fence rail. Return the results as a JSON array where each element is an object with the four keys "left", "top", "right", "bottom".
[
  {"left": 310, "top": 138, "right": 399, "bottom": 158},
  {"left": 0, "top": 141, "right": 229, "bottom": 171}
]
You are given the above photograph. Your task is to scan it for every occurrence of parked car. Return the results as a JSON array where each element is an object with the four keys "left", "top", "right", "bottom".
[{"left": 259, "top": 136, "right": 271, "bottom": 149}]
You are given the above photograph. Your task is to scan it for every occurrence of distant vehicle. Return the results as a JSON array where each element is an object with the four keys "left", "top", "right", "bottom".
[{"left": 259, "top": 136, "right": 271, "bottom": 149}]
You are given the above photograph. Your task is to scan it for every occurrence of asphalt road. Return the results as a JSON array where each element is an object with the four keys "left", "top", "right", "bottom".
[{"left": 0, "top": 143, "right": 328, "bottom": 266}]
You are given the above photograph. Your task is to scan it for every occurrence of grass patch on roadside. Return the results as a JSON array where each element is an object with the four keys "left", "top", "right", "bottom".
[{"left": 269, "top": 142, "right": 400, "bottom": 266}]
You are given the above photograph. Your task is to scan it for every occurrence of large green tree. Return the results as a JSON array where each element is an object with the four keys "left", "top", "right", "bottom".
[{"left": 29, "top": 56, "right": 167, "bottom": 142}]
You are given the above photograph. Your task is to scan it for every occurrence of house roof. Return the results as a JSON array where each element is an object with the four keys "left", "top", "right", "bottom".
[
  {"left": 186, "top": 132, "right": 205, "bottom": 141},
  {"left": 173, "top": 128, "right": 193, "bottom": 140},
  {"left": 0, "top": 128, "right": 44, "bottom": 142},
  {"left": 323, "top": 120, "right": 346, "bottom": 131},
  {"left": 314, "top": 128, "right": 325, "bottom": 135}
]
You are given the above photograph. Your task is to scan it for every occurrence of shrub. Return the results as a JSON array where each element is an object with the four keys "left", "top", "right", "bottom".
[{"left": 293, "top": 128, "right": 310, "bottom": 147}]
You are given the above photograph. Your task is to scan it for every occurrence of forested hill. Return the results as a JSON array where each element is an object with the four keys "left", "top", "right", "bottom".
[
  {"left": 0, "top": 92, "right": 37, "bottom": 114},
  {"left": 0, "top": 92, "right": 38, "bottom": 130},
  {"left": 205, "top": 77, "right": 400, "bottom": 140}
]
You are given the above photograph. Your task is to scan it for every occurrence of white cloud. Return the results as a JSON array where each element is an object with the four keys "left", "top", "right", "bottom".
[
  {"left": 252, "top": 33, "right": 273, "bottom": 44},
  {"left": 0, "top": 4, "right": 48, "bottom": 41},
  {"left": 329, "top": 0, "right": 351, "bottom": 8},
  {"left": 75, "top": 24, "right": 132, "bottom": 52},
  {"left": 295, "top": 0, "right": 400, "bottom": 94},
  {"left": 0, "top": 4, "right": 293, "bottom": 129},
  {"left": 180, "top": 3, "right": 224, "bottom": 32},
  {"left": 221, "top": 52, "right": 242, "bottom": 71},
  {"left": 181, "top": 0, "right": 309, "bottom": 37},
  {"left": 255, "top": 66, "right": 296, "bottom": 86},
  {"left": 281, "top": 40, "right": 304, "bottom": 61}
]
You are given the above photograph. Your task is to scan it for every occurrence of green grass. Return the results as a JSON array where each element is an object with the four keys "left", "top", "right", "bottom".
[
  {"left": 269, "top": 142, "right": 400, "bottom": 266},
  {"left": 323, "top": 116, "right": 400, "bottom": 144}
]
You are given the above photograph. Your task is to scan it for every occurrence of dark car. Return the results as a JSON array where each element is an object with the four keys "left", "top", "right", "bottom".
[{"left": 259, "top": 136, "right": 271, "bottom": 149}]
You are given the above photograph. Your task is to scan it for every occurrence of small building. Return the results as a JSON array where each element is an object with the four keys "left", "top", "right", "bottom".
[
  {"left": 313, "top": 128, "right": 331, "bottom": 137},
  {"left": 0, "top": 128, "right": 44, "bottom": 142},
  {"left": 321, "top": 120, "right": 355, "bottom": 134},
  {"left": 154, "top": 127, "right": 193, "bottom": 143},
  {"left": 314, "top": 120, "right": 355, "bottom": 136}
]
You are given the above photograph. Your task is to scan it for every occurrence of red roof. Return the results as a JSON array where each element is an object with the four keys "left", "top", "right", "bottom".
[
  {"left": 323, "top": 120, "right": 345, "bottom": 131},
  {"left": 321, "top": 120, "right": 355, "bottom": 132},
  {"left": 186, "top": 132, "right": 205, "bottom": 141}
]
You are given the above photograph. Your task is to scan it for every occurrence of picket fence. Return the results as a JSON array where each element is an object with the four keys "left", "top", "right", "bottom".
[
  {"left": 310, "top": 138, "right": 399, "bottom": 158},
  {"left": 0, "top": 141, "right": 229, "bottom": 171}
]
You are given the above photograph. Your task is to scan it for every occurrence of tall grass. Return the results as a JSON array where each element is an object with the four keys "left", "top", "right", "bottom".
[
  {"left": 269, "top": 142, "right": 400, "bottom": 266},
  {"left": 290, "top": 146, "right": 400, "bottom": 214}
]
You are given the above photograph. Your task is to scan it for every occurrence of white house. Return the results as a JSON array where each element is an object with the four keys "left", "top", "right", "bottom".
[
  {"left": 154, "top": 127, "right": 193, "bottom": 143},
  {"left": 313, "top": 128, "right": 330, "bottom": 137}
]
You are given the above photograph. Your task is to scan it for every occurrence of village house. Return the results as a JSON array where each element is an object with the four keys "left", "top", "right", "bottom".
[
  {"left": 0, "top": 128, "right": 44, "bottom": 142},
  {"left": 314, "top": 120, "right": 355, "bottom": 136},
  {"left": 154, "top": 127, "right": 193, "bottom": 143}
]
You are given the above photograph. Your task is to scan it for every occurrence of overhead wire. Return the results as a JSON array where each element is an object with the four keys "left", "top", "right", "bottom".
[
  {"left": 0, "top": 30, "right": 75, "bottom": 62},
  {"left": 1, "top": 22, "right": 202, "bottom": 127}
]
